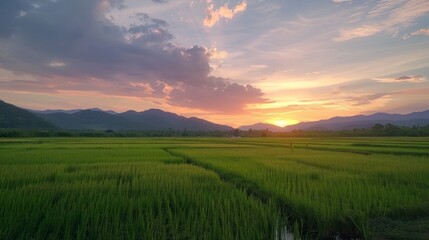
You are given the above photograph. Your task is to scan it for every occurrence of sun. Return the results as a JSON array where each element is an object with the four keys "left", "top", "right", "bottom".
[
  {"left": 273, "top": 120, "right": 288, "bottom": 127},
  {"left": 268, "top": 119, "right": 299, "bottom": 127}
]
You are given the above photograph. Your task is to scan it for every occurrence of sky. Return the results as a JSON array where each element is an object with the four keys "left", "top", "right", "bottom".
[{"left": 0, "top": 0, "right": 428, "bottom": 127}]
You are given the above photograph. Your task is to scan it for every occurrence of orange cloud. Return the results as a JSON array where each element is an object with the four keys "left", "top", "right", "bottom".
[{"left": 203, "top": 0, "right": 247, "bottom": 28}]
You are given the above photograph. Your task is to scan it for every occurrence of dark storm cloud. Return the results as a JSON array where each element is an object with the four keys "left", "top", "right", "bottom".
[{"left": 0, "top": 0, "right": 267, "bottom": 113}]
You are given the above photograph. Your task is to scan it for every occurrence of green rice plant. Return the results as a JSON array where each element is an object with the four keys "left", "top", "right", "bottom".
[
  {"left": 170, "top": 138, "right": 429, "bottom": 238},
  {"left": 0, "top": 142, "right": 279, "bottom": 240},
  {"left": 1, "top": 137, "right": 428, "bottom": 239}
]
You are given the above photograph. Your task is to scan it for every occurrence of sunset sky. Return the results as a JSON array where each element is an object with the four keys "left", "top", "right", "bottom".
[{"left": 1, "top": 0, "right": 429, "bottom": 127}]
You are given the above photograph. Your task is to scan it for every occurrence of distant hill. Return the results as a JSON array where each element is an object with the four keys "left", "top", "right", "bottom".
[
  {"left": 284, "top": 110, "right": 429, "bottom": 131},
  {"left": 31, "top": 108, "right": 117, "bottom": 115},
  {"left": 3, "top": 99, "right": 429, "bottom": 132},
  {"left": 239, "top": 123, "right": 284, "bottom": 132},
  {"left": 0, "top": 100, "right": 57, "bottom": 129},
  {"left": 38, "top": 110, "right": 138, "bottom": 130},
  {"left": 36, "top": 107, "right": 233, "bottom": 131},
  {"left": 118, "top": 109, "right": 232, "bottom": 131}
]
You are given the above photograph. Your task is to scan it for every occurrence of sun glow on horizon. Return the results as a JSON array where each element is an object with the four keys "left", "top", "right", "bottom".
[{"left": 269, "top": 119, "right": 299, "bottom": 127}]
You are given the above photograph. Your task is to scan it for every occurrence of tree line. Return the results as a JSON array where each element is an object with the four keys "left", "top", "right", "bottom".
[{"left": 1, "top": 123, "right": 429, "bottom": 138}]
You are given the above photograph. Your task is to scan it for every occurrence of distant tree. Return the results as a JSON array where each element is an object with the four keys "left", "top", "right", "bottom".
[
  {"left": 371, "top": 123, "right": 384, "bottom": 135},
  {"left": 384, "top": 123, "right": 402, "bottom": 136},
  {"left": 372, "top": 123, "right": 384, "bottom": 131},
  {"left": 233, "top": 128, "right": 240, "bottom": 137}
]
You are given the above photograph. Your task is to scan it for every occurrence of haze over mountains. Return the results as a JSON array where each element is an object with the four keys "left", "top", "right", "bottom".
[{"left": 1, "top": 100, "right": 429, "bottom": 131}]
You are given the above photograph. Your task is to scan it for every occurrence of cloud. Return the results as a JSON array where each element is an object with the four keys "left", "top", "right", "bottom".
[
  {"left": 168, "top": 77, "right": 269, "bottom": 113},
  {"left": 203, "top": 0, "right": 247, "bottom": 28},
  {"left": 333, "top": 25, "right": 381, "bottom": 42},
  {"left": 347, "top": 92, "right": 394, "bottom": 106},
  {"left": 0, "top": 0, "right": 267, "bottom": 113},
  {"left": 403, "top": 28, "right": 429, "bottom": 39},
  {"left": 49, "top": 61, "right": 66, "bottom": 67},
  {"left": 334, "top": 0, "right": 429, "bottom": 41},
  {"left": 208, "top": 48, "right": 228, "bottom": 60},
  {"left": 373, "top": 75, "right": 426, "bottom": 83},
  {"left": 332, "top": 0, "right": 352, "bottom": 3},
  {"left": 411, "top": 28, "right": 429, "bottom": 36},
  {"left": 152, "top": 0, "right": 168, "bottom": 3}
]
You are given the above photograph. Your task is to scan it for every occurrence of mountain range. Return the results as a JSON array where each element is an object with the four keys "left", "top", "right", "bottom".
[
  {"left": 283, "top": 111, "right": 429, "bottom": 131},
  {"left": 241, "top": 111, "right": 429, "bottom": 132},
  {"left": 36, "top": 108, "right": 232, "bottom": 131},
  {"left": 0, "top": 100, "right": 56, "bottom": 130},
  {"left": 1, "top": 99, "right": 429, "bottom": 131},
  {"left": 0, "top": 100, "right": 232, "bottom": 131},
  {"left": 31, "top": 108, "right": 117, "bottom": 115}
]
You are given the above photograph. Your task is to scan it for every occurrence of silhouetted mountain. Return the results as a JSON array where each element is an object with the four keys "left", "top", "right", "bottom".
[
  {"left": 118, "top": 109, "right": 232, "bottom": 131},
  {"left": 36, "top": 108, "right": 232, "bottom": 131},
  {"left": 239, "top": 123, "right": 284, "bottom": 132},
  {"left": 6, "top": 98, "right": 429, "bottom": 132},
  {"left": 38, "top": 110, "right": 138, "bottom": 130},
  {"left": 284, "top": 110, "right": 429, "bottom": 131},
  {"left": 32, "top": 108, "right": 117, "bottom": 115},
  {"left": 0, "top": 100, "right": 57, "bottom": 129}
]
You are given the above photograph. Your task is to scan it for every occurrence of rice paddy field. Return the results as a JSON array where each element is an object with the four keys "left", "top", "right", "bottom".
[{"left": 0, "top": 137, "right": 428, "bottom": 239}]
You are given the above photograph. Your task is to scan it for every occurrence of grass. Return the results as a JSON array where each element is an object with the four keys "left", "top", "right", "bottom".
[{"left": 0, "top": 137, "right": 428, "bottom": 239}]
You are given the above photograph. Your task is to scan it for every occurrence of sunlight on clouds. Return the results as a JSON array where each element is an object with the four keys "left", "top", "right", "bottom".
[
  {"left": 208, "top": 48, "right": 228, "bottom": 60},
  {"left": 203, "top": 0, "right": 247, "bottom": 27}
]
